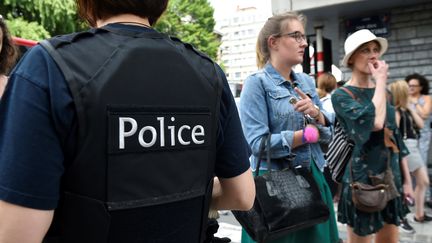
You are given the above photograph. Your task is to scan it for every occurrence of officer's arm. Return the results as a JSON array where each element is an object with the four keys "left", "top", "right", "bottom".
[
  {"left": 0, "top": 200, "right": 53, "bottom": 243},
  {"left": 210, "top": 168, "right": 255, "bottom": 211}
]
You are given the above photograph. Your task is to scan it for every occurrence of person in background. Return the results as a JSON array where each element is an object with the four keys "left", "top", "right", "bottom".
[
  {"left": 405, "top": 73, "right": 432, "bottom": 207},
  {"left": 239, "top": 11, "right": 339, "bottom": 243},
  {"left": 389, "top": 80, "right": 427, "bottom": 233},
  {"left": 332, "top": 29, "right": 410, "bottom": 243},
  {"left": 406, "top": 73, "right": 431, "bottom": 162},
  {"left": 317, "top": 72, "right": 337, "bottom": 123},
  {"left": 316, "top": 72, "right": 339, "bottom": 200},
  {"left": 0, "top": 15, "right": 18, "bottom": 97},
  {"left": 0, "top": 1, "right": 255, "bottom": 242}
]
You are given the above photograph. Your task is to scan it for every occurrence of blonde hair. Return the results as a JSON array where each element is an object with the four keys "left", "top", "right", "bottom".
[
  {"left": 389, "top": 80, "right": 409, "bottom": 109},
  {"left": 317, "top": 73, "right": 337, "bottom": 99},
  {"left": 256, "top": 12, "right": 306, "bottom": 68}
]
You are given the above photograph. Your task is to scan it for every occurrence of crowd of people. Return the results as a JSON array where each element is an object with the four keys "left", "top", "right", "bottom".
[{"left": 0, "top": 1, "right": 431, "bottom": 243}]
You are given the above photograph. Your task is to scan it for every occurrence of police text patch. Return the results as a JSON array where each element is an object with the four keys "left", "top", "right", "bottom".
[{"left": 108, "top": 107, "right": 211, "bottom": 153}]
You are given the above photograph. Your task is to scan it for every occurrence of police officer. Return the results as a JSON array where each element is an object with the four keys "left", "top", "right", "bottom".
[{"left": 0, "top": 1, "right": 255, "bottom": 242}]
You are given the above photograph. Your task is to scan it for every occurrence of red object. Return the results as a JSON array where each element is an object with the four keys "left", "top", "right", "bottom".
[
  {"left": 12, "top": 36, "right": 38, "bottom": 47},
  {"left": 316, "top": 52, "right": 324, "bottom": 77}
]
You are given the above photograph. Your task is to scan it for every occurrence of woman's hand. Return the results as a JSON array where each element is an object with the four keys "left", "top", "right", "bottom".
[
  {"left": 368, "top": 60, "right": 388, "bottom": 84},
  {"left": 293, "top": 87, "right": 320, "bottom": 119},
  {"left": 403, "top": 182, "right": 415, "bottom": 205},
  {"left": 400, "top": 156, "right": 415, "bottom": 205}
]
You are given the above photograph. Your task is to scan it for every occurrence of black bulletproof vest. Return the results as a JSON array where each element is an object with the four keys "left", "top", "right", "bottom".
[{"left": 40, "top": 26, "right": 222, "bottom": 243}]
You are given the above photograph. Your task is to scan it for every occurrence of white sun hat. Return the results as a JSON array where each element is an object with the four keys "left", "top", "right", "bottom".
[{"left": 342, "top": 29, "right": 388, "bottom": 67}]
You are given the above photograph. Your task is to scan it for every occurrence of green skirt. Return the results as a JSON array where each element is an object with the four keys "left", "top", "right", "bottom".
[{"left": 241, "top": 162, "right": 339, "bottom": 243}]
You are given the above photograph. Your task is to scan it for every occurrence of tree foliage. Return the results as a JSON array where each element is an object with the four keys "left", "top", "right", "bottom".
[
  {"left": 0, "top": 0, "right": 220, "bottom": 59},
  {"left": 1, "top": 0, "right": 83, "bottom": 40},
  {"left": 156, "top": 0, "right": 220, "bottom": 59},
  {"left": 5, "top": 15, "right": 50, "bottom": 40}
]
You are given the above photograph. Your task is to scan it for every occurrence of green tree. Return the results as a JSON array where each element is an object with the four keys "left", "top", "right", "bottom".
[
  {"left": 5, "top": 16, "right": 50, "bottom": 40},
  {"left": 0, "top": 0, "right": 82, "bottom": 40},
  {"left": 156, "top": 0, "right": 220, "bottom": 60},
  {"left": 0, "top": 0, "right": 220, "bottom": 59}
]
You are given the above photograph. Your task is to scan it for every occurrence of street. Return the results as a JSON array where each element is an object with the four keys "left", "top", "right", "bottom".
[{"left": 216, "top": 204, "right": 432, "bottom": 243}]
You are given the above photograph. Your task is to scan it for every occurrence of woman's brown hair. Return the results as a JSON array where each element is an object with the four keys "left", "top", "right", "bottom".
[
  {"left": 256, "top": 11, "right": 306, "bottom": 69},
  {"left": 0, "top": 16, "right": 18, "bottom": 75},
  {"left": 76, "top": 0, "right": 169, "bottom": 27},
  {"left": 317, "top": 73, "right": 337, "bottom": 99}
]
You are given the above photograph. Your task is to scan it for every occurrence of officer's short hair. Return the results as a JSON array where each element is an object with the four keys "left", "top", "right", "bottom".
[{"left": 76, "top": 0, "right": 169, "bottom": 27}]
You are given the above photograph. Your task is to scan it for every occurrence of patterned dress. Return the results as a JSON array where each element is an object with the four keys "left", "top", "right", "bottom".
[{"left": 331, "top": 86, "right": 409, "bottom": 236}]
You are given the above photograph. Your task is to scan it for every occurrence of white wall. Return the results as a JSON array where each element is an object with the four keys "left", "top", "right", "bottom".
[{"left": 271, "top": 0, "right": 362, "bottom": 14}]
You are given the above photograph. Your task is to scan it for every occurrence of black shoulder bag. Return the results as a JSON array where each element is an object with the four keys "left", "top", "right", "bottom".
[{"left": 232, "top": 134, "right": 330, "bottom": 243}]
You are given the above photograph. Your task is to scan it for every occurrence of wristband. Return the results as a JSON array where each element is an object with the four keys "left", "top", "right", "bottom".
[{"left": 302, "top": 125, "right": 319, "bottom": 144}]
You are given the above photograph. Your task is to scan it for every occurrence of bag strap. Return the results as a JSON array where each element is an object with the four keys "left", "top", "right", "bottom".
[
  {"left": 339, "top": 86, "right": 356, "bottom": 100},
  {"left": 255, "top": 134, "right": 271, "bottom": 177},
  {"left": 338, "top": 86, "right": 358, "bottom": 184},
  {"left": 350, "top": 149, "right": 392, "bottom": 184},
  {"left": 336, "top": 86, "right": 356, "bottom": 132},
  {"left": 350, "top": 124, "right": 398, "bottom": 184}
]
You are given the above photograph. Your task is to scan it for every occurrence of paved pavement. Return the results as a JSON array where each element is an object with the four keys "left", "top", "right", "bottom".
[{"left": 216, "top": 204, "right": 432, "bottom": 243}]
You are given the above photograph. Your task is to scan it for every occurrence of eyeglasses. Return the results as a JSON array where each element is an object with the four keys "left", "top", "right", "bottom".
[
  {"left": 409, "top": 84, "right": 420, "bottom": 88},
  {"left": 275, "top": 31, "right": 307, "bottom": 43}
]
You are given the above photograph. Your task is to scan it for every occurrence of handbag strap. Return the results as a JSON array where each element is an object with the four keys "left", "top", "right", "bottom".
[
  {"left": 339, "top": 86, "right": 356, "bottom": 100},
  {"left": 349, "top": 122, "right": 399, "bottom": 183},
  {"left": 336, "top": 86, "right": 358, "bottom": 183},
  {"left": 337, "top": 86, "right": 356, "bottom": 134},
  {"left": 255, "top": 134, "right": 271, "bottom": 177},
  {"left": 349, "top": 148, "right": 392, "bottom": 184}
]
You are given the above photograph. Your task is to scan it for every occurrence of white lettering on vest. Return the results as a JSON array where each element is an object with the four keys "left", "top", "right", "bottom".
[
  {"left": 192, "top": 125, "right": 205, "bottom": 144},
  {"left": 118, "top": 116, "right": 206, "bottom": 149},
  {"left": 157, "top": 117, "right": 165, "bottom": 147},
  {"left": 168, "top": 117, "right": 175, "bottom": 146},
  {"left": 178, "top": 125, "right": 191, "bottom": 145},
  {"left": 138, "top": 126, "right": 157, "bottom": 147},
  {"left": 119, "top": 117, "right": 138, "bottom": 149}
]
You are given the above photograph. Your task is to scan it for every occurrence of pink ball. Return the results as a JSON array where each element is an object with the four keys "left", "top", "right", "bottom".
[{"left": 303, "top": 126, "right": 319, "bottom": 143}]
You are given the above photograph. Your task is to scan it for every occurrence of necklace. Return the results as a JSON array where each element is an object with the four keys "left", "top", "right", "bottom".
[{"left": 112, "top": 21, "right": 151, "bottom": 28}]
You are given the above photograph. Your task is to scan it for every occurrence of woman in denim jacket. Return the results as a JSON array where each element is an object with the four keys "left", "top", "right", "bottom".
[{"left": 239, "top": 11, "right": 339, "bottom": 243}]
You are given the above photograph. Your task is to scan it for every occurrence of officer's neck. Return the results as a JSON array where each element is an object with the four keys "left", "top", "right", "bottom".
[{"left": 96, "top": 14, "right": 151, "bottom": 28}]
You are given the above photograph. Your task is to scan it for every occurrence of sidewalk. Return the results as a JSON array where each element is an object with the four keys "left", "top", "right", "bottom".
[
  {"left": 216, "top": 204, "right": 432, "bottom": 243},
  {"left": 398, "top": 205, "right": 432, "bottom": 243}
]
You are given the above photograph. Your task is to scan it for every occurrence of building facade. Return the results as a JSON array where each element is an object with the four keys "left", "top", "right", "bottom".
[
  {"left": 272, "top": 0, "right": 432, "bottom": 82},
  {"left": 217, "top": 6, "right": 271, "bottom": 97}
]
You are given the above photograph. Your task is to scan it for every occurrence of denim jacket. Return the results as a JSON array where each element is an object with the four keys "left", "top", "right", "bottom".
[{"left": 239, "top": 63, "right": 332, "bottom": 171}]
